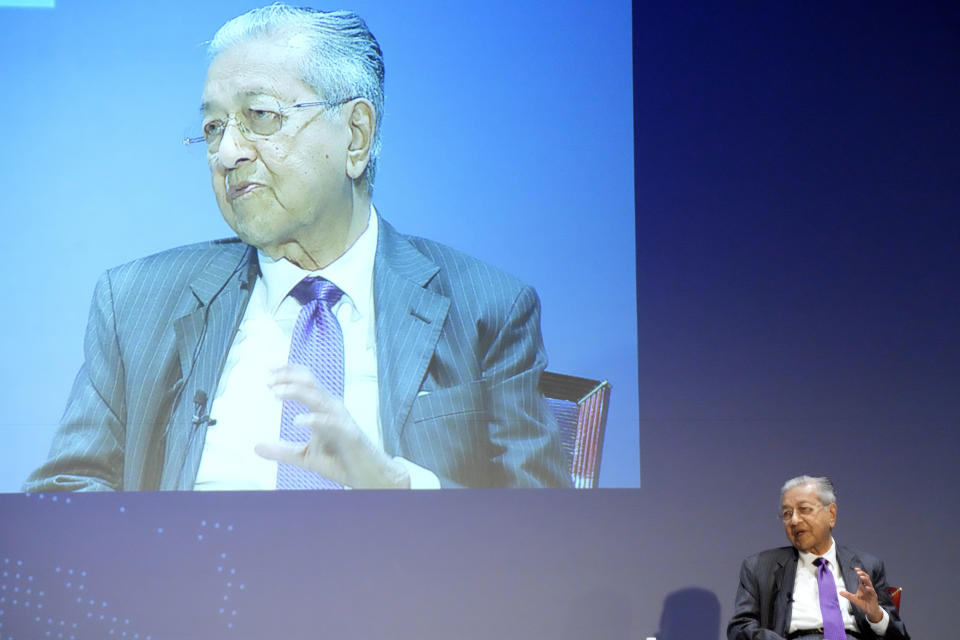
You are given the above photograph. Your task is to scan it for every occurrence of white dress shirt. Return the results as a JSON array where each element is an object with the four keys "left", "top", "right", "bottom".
[
  {"left": 790, "top": 538, "right": 889, "bottom": 636},
  {"left": 194, "top": 208, "right": 439, "bottom": 489}
]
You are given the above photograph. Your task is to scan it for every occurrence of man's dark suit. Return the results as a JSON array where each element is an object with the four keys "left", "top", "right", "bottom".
[
  {"left": 24, "top": 216, "right": 570, "bottom": 490},
  {"left": 727, "top": 545, "right": 909, "bottom": 640}
]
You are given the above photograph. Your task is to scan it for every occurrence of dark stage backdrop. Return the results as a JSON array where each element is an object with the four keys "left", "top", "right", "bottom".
[{"left": 2, "top": 1, "right": 959, "bottom": 639}]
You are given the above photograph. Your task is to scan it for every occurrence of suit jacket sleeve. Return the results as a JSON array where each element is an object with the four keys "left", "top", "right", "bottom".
[
  {"left": 728, "top": 555, "right": 788, "bottom": 640},
  {"left": 480, "top": 284, "right": 570, "bottom": 488},
  {"left": 398, "top": 279, "right": 571, "bottom": 489},
  {"left": 381, "top": 224, "right": 571, "bottom": 489},
  {"left": 858, "top": 556, "right": 910, "bottom": 640},
  {"left": 23, "top": 271, "right": 126, "bottom": 491}
]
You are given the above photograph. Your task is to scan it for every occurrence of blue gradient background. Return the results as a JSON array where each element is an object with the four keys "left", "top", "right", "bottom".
[{"left": 2, "top": 1, "right": 959, "bottom": 639}]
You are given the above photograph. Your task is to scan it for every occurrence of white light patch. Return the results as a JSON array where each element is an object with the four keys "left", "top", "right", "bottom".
[{"left": 0, "top": 0, "right": 55, "bottom": 7}]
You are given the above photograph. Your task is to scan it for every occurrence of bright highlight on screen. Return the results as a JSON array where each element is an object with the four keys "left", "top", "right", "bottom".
[{"left": 0, "top": 0, "right": 54, "bottom": 7}]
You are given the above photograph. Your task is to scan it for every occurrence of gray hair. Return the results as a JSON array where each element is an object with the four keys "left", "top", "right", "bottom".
[
  {"left": 209, "top": 4, "right": 385, "bottom": 192},
  {"left": 780, "top": 475, "right": 836, "bottom": 507}
]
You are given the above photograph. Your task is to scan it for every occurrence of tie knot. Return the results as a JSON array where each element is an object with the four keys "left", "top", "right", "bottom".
[
  {"left": 814, "top": 557, "right": 828, "bottom": 568},
  {"left": 291, "top": 277, "right": 343, "bottom": 308}
]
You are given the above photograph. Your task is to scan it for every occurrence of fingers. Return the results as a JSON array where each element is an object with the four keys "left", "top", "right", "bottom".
[
  {"left": 259, "top": 366, "right": 363, "bottom": 483},
  {"left": 839, "top": 569, "right": 875, "bottom": 601},
  {"left": 853, "top": 568, "right": 876, "bottom": 591},
  {"left": 851, "top": 568, "right": 885, "bottom": 624},
  {"left": 291, "top": 411, "right": 358, "bottom": 451},
  {"left": 269, "top": 363, "right": 319, "bottom": 386},
  {"left": 269, "top": 364, "right": 337, "bottom": 413},
  {"left": 254, "top": 441, "right": 304, "bottom": 465},
  {"left": 262, "top": 364, "right": 410, "bottom": 488}
]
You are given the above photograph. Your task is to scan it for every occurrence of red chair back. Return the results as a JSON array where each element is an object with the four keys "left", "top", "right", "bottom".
[
  {"left": 888, "top": 586, "right": 902, "bottom": 612},
  {"left": 542, "top": 371, "right": 611, "bottom": 488}
]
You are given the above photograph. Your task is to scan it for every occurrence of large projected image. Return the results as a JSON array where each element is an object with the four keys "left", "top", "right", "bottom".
[
  {"left": 2, "top": 1, "right": 957, "bottom": 638},
  {"left": 0, "top": 2, "right": 637, "bottom": 491}
]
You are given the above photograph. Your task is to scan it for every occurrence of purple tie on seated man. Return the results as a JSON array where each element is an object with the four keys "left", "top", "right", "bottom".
[{"left": 727, "top": 475, "right": 909, "bottom": 640}]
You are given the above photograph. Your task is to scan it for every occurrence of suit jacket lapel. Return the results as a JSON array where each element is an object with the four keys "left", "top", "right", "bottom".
[
  {"left": 837, "top": 545, "right": 870, "bottom": 632},
  {"left": 374, "top": 218, "right": 449, "bottom": 454},
  {"left": 160, "top": 245, "right": 257, "bottom": 489},
  {"left": 836, "top": 545, "right": 861, "bottom": 592},
  {"left": 773, "top": 549, "right": 798, "bottom": 635}
]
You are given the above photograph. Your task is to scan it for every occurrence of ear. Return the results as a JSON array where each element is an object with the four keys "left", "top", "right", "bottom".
[
  {"left": 345, "top": 99, "right": 375, "bottom": 181},
  {"left": 827, "top": 503, "right": 837, "bottom": 527}
]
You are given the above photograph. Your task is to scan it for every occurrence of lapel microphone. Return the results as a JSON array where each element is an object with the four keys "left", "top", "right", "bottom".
[{"left": 191, "top": 389, "right": 217, "bottom": 427}]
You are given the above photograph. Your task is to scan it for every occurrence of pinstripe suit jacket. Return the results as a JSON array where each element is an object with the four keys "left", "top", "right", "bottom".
[
  {"left": 25, "top": 216, "right": 571, "bottom": 490},
  {"left": 727, "top": 545, "right": 909, "bottom": 640}
]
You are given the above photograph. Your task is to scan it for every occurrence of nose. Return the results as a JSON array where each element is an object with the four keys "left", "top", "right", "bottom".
[{"left": 215, "top": 119, "right": 256, "bottom": 170}]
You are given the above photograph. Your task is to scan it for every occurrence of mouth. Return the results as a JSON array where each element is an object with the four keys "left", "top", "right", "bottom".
[{"left": 227, "top": 181, "right": 263, "bottom": 200}]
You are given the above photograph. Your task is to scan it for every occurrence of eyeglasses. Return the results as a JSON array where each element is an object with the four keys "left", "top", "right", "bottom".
[
  {"left": 779, "top": 503, "right": 825, "bottom": 523},
  {"left": 183, "top": 97, "right": 358, "bottom": 152}
]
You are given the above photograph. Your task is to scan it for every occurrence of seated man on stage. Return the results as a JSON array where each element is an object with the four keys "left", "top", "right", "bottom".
[
  {"left": 727, "top": 475, "right": 909, "bottom": 640},
  {"left": 23, "top": 4, "right": 569, "bottom": 491}
]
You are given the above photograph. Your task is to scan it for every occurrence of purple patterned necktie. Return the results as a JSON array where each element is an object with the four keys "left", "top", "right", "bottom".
[
  {"left": 813, "top": 558, "right": 847, "bottom": 640},
  {"left": 276, "top": 277, "right": 344, "bottom": 490}
]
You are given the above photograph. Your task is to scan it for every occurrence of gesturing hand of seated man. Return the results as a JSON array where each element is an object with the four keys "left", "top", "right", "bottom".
[
  {"left": 840, "top": 567, "right": 884, "bottom": 623},
  {"left": 255, "top": 364, "right": 411, "bottom": 489}
]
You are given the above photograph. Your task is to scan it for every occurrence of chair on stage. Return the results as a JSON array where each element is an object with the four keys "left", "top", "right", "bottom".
[
  {"left": 888, "top": 586, "right": 902, "bottom": 612},
  {"left": 541, "top": 371, "right": 612, "bottom": 489}
]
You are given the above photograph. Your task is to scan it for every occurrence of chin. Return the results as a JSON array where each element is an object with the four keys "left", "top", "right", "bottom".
[
  {"left": 234, "top": 228, "right": 275, "bottom": 252},
  {"left": 222, "top": 208, "right": 273, "bottom": 246}
]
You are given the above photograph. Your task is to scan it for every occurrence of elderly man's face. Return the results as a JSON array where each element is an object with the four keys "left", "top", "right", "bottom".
[
  {"left": 201, "top": 35, "right": 354, "bottom": 262},
  {"left": 781, "top": 483, "right": 837, "bottom": 556}
]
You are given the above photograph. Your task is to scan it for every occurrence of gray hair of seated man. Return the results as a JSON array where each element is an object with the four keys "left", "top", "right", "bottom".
[{"left": 780, "top": 475, "right": 837, "bottom": 507}]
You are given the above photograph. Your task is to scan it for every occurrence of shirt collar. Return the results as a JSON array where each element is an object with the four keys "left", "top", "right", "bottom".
[
  {"left": 257, "top": 205, "right": 378, "bottom": 316},
  {"left": 798, "top": 537, "right": 838, "bottom": 570}
]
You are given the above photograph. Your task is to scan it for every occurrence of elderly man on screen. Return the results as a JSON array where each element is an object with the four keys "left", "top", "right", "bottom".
[
  {"left": 24, "top": 5, "right": 569, "bottom": 491},
  {"left": 727, "top": 476, "right": 909, "bottom": 640}
]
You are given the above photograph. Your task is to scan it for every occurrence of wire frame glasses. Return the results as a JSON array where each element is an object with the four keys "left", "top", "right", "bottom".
[
  {"left": 183, "top": 97, "right": 358, "bottom": 152},
  {"left": 778, "top": 502, "right": 825, "bottom": 523}
]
